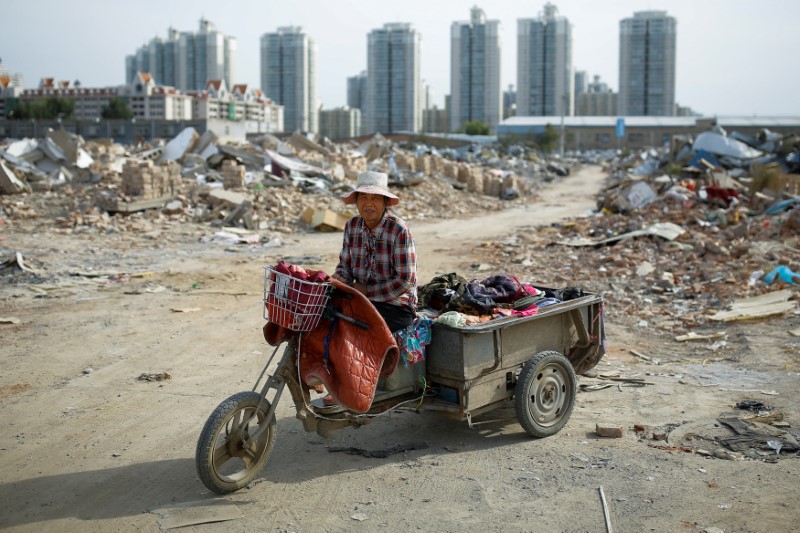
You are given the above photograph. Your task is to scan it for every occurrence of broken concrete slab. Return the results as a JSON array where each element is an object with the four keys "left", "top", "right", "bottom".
[
  {"left": 208, "top": 189, "right": 249, "bottom": 207},
  {"left": 75, "top": 147, "right": 94, "bottom": 169},
  {"left": 265, "top": 148, "right": 325, "bottom": 177},
  {"left": 101, "top": 196, "right": 174, "bottom": 214},
  {"left": 0, "top": 160, "right": 28, "bottom": 194},
  {"left": 48, "top": 128, "right": 80, "bottom": 165},
  {"left": 161, "top": 127, "right": 199, "bottom": 162},
  {"left": 674, "top": 332, "right": 726, "bottom": 342},
  {"left": 288, "top": 133, "right": 330, "bottom": 157},
  {"left": 135, "top": 146, "right": 164, "bottom": 161},
  {"left": 38, "top": 135, "right": 67, "bottom": 163},
  {"left": 708, "top": 289, "right": 797, "bottom": 322},
  {"left": 559, "top": 222, "right": 685, "bottom": 247},
  {"left": 192, "top": 129, "right": 219, "bottom": 158},
  {"left": 35, "top": 155, "right": 64, "bottom": 175},
  {"left": 4, "top": 138, "right": 40, "bottom": 159},
  {"left": 47, "top": 167, "right": 74, "bottom": 187},
  {"left": 202, "top": 230, "right": 261, "bottom": 244},
  {"left": 216, "top": 144, "right": 266, "bottom": 169},
  {"left": 219, "top": 199, "right": 254, "bottom": 229},
  {"left": 0, "top": 148, "right": 45, "bottom": 178}
]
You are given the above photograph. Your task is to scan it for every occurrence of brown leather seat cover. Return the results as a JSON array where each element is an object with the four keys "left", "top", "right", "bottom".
[{"left": 298, "top": 279, "right": 399, "bottom": 413}]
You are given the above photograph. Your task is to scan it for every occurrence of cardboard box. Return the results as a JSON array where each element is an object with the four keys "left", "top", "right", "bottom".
[{"left": 310, "top": 209, "right": 350, "bottom": 232}]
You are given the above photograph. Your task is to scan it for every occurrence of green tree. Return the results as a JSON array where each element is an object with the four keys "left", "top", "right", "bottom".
[
  {"left": 9, "top": 98, "right": 74, "bottom": 120},
  {"left": 46, "top": 98, "right": 75, "bottom": 119},
  {"left": 539, "top": 123, "right": 560, "bottom": 153},
  {"left": 9, "top": 100, "right": 34, "bottom": 119},
  {"left": 101, "top": 97, "right": 133, "bottom": 119},
  {"left": 464, "top": 121, "right": 490, "bottom": 136}
]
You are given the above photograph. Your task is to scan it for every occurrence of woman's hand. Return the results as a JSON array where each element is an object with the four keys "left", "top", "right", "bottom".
[{"left": 332, "top": 274, "right": 367, "bottom": 296}]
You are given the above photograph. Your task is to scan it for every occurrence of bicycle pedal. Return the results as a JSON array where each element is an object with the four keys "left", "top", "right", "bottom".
[{"left": 310, "top": 398, "right": 347, "bottom": 414}]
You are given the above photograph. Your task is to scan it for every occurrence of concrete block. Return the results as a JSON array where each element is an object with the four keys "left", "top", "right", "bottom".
[{"left": 595, "top": 423, "right": 624, "bottom": 438}]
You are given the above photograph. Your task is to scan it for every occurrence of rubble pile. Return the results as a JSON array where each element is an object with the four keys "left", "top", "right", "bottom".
[
  {"left": 2, "top": 123, "right": 798, "bottom": 327},
  {"left": 475, "top": 125, "right": 800, "bottom": 331},
  {"left": 0, "top": 127, "right": 556, "bottom": 236}
]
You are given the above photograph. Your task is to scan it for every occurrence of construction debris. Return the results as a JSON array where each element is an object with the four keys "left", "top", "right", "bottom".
[
  {"left": 708, "top": 290, "right": 796, "bottom": 322},
  {"left": 1, "top": 123, "right": 798, "bottom": 334},
  {"left": 0, "top": 127, "right": 550, "bottom": 241}
]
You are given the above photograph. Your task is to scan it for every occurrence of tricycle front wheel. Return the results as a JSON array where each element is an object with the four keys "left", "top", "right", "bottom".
[
  {"left": 514, "top": 351, "right": 576, "bottom": 437},
  {"left": 196, "top": 391, "right": 277, "bottom": 494}
]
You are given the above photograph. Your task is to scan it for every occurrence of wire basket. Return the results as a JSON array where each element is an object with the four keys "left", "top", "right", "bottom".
[{"left": 263, "top": 266, "right": 332, "bottom": 332}]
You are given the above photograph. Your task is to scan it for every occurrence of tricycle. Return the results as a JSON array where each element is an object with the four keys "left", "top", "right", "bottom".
[{"left": 195, "top": 265, "right": 606, "bottom": 494}]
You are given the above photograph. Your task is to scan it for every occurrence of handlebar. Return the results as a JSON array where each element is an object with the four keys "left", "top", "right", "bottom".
[{"left": 324, "top": 289, "right": 370, "bottom": 330}]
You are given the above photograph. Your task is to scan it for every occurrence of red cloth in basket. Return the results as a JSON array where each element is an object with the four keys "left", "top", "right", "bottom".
[{"left": 265, "top": 261, "right": 330, "bottom": 331}]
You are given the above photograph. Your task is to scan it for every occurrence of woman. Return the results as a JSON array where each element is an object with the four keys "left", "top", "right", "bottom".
[{"left": 332, "top": 171, "right": 417, "bottom": 333}]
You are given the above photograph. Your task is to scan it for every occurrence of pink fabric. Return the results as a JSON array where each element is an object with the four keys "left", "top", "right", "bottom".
[
  {"left": 511, "top": 306, "right": 539, "bottom": 317},
  {"left": 521, "top": 285, "right": 542, "bottom": 297}
]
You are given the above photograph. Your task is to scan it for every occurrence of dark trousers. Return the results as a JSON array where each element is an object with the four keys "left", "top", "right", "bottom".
[{"left": 372, "top": 301, "right": 415, "bottom": 333}]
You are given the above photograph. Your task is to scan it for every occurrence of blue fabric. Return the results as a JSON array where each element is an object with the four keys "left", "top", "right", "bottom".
[
  {"left": 535, "top": 297, "right": 562, "bottom": 308},
  {"left": 395, "top": 317, "right": 433, "bottom": 366},
  {"left": 765, "top": 265, "right": 800, "bottom": 285}
]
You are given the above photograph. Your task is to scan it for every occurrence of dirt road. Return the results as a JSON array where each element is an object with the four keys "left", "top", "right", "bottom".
[{"left": 1, "top": 165, "right": 798, "bottom": 532}]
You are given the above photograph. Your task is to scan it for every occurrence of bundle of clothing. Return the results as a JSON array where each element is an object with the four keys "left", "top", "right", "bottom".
[{"left": 418, "top": 272, "right": 586, "bottom": 323}]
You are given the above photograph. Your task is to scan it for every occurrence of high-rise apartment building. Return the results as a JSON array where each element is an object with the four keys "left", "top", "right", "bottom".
[
  {"left": 260, "top": 27, "right": 318, "bottom": 133},
  {"left": 346, "top": 71, "right": 367, "bottom": 113},
  {"left": 125, "top": 19, "right": 236, "bottom": 92},
  {"left": 576, "top": 74, "right": 618, "bottom": 116},
  {"left": 618, "top": 11, "right": 677, "bottom": 116},
  {"left": 319, "top": 106, "right": 361, "bottom": 140},
  {"left": 365, "top": 23, "right": 421, "bottom": 135},
  {"left": 155, "top": 29, "right": 181, "bottom": 88},
  {"left": 503, "top": 84, "right": 517, "bottom": 119},
  {"left": 450, "top": 6, "right": 502, "bottom": 132},
  {"left": 574, "top": 70, "right": 588, "bottom": 97},
  {"left": 422, "top": 83, "right": 435, "bottom": 111},
  {"left": 178, "top": 18, "right": 237, "bottom": 93},
  {"left": 517, "top": 3, "right": 573, "bottom": 117},
  {"left": 347, "top": 71, "right": 367, "bottom": 133}
]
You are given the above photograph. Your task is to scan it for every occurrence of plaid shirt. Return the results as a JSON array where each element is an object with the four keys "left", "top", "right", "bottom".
[{"left": 335, "top": 211, "right": 418, "bottom": 310}]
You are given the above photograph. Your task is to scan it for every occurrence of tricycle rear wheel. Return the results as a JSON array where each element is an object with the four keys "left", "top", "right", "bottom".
[
  {"left": 196, "top": 391, "right": 277, "bottom": 494},
  {"left": 514, "top": 351, "right": 576, "bottom": 437}
]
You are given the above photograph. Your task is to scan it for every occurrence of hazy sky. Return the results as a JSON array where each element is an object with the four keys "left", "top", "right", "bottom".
[{"left": 3, "top": 0, "right": 799, "bottom": 116}]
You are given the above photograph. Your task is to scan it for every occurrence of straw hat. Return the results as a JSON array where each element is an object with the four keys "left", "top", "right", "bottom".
[{"left": 340, "top": 171, "right": 399, "bottom": 206}]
